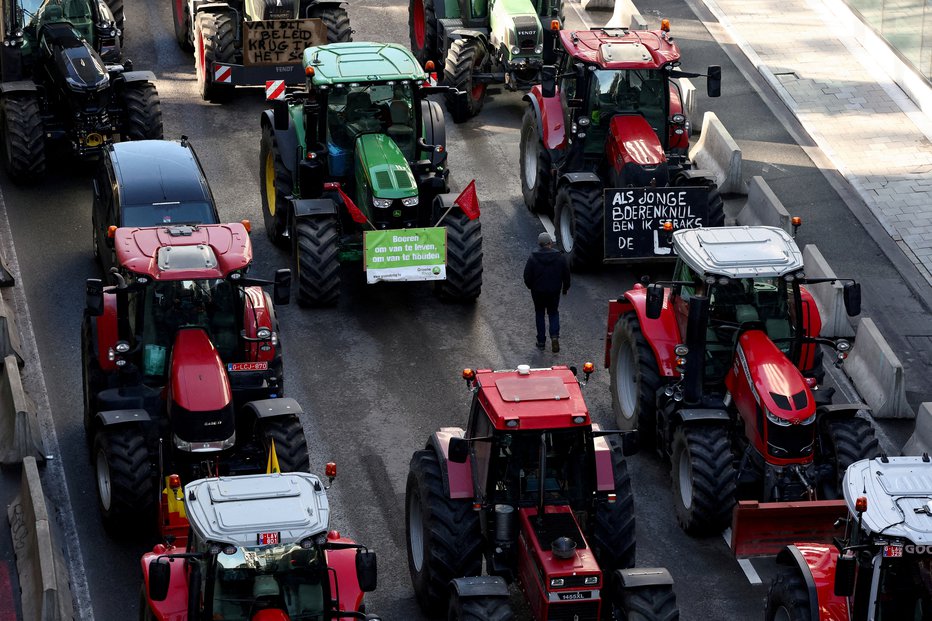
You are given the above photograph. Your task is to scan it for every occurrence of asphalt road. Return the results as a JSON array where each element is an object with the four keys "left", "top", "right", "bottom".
[{"left": 2, "top": 0, "right": 932, "bottom": 619}]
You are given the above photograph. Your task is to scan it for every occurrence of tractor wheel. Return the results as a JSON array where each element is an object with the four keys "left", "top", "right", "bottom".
[
  {"left": 610, "top": 312, "right": 663, "bottom": 448},
  {"left": 670, "top": 425, "right": 735, "bottom": 535},
  {"left": 258, "top": 416, "right": 310, "bottom": 473},
  {"left": 259, "top": 124, "right": 291, "bottom": 247},
  {"left": 305, "top": 5, "right": 352, "bottom": 43},
  {"left": 409, "top": 0, "right": 438, "bottom": 66},
  {"left": 138, "top": 583, "right": 156, "bottom": 620},
  {"left": 1, "top": 94, "right": 45, "bottom": 182},
  {"left": 821, "top": 417, "right": 879, "bottom": 499},
  {"left": 611, "top": 582, "right": 679, "bottom": 621},
  {"left": 437, "top": 209, "right": 482, "bottom": 303},
  {"left": 444, "top": 38, "right": 487, "bottom": 123},
  {"left": 81, "top": 318, "right": 107, "bottom": 437},
  {"left": 519, "top": 106, "right": 553, "bottom": 216},
  {"left": 448, "top": 593, "right": 514, "bottom": 621},
  {"left": 172, "top": 0, "right": 194, "bottom": 51},
  {"left": 294, "top": 217, "right": 341, "bottom": 307},
  {"left": 406, "top": 448, "right": 482, "bottom": 615},
  {"left": 93, "top": 426, "right": 155, "bottom": 533},
  {"left": 590, "top": 438, "right": 636, "bottom": 571},
  {"left": 707, "top": 185, "right": 725, "bottom": 227},
  {"left": 554, "top": 183, "right": 603, "bottom": 270},
  {"left": 195, "top": 11, "right": 236, "bottom": 103},
  {"left": 121, "top": 82, "right": 163, "bottom": 141},
  {"left": 764, "top": 569, "right": 812, "bottom": 621},
  {"left": 421, "top": 99, "right": 447, "bottom": 170}
]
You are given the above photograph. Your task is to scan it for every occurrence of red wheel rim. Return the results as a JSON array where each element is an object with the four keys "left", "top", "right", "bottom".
[
  {"left": 197, "top": 29, "right": 207, "bottom": 86},
  {"left": 413, "top": 0, "right": 425, "bottom": 49},
  {"left": 471, "top": 50, "right": 485, "bottom": 100}
]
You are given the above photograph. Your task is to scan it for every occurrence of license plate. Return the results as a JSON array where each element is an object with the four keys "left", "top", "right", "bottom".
[
  {"left": 228, "top": 361, "right": 268, "bottom": 372},
  {"left": 883, "top": 544, "right": 904, "bottom": 558},
  {"left": 557, "top": 591, "right": 592, "bottom": 601},
  {"left": 257, "top": 531, "right": 280, "bottom": 545}
]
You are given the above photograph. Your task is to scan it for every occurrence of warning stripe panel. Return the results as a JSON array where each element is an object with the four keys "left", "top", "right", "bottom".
[
  {"left": 214, "top": 64, "right": 232, "bottom": 83},
  {"left": 265, "top": 80, "right": 286, "bottom": 101}
]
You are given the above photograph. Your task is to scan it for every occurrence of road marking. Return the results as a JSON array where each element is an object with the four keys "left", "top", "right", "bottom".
[
  {"left": 738, "top": 558, "right": 763, "bottom": 585},
  {"left": 722, "top": 527, "right": 733, "bottom": 548},
  {"left": 0, "top": 562, "right": 15, "bottom": 621}
]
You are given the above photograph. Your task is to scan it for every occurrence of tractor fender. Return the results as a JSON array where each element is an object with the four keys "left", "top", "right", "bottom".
[
  {"left": 449, "top": 29, "right": 487, "bottom": 44},
  {"left": 243, "top": 286, "right": 277, "bottom": 362},
  {"left": 191, "top": 1, "right": 235, "bottom": 16},
  {"left": 420, "top": 99, "right": 447, "bottom": 168},
  {"left": 0, "top": 81, "right": 37, "bottom": 94},
  {"left": 775, "top": 544, "right": 848, "bottom": 621},
  {"left": 94, "top": 293, "right": 120, "bottom": 372},
  {"left": 95, "top": 408, "right": 151, "bottom": 427},
  {"left": 242, "top": 397, "right": 303, "bottom": 420},
  {"left": 261, "top": 109, "right": 300, "bottom": 176},
  {"left": 324, "top": 534, "right": 366, "bottom": 613},
  {"left": 450, "top": 576, "right": 509, "bottom": 598},
  {"left": 672, "top": 408, "right": 730, "bottom": 427},
  {"left": 140, "top": 544, "right": 189, "bottom": 619},
  {"left": 604, "top": 297, "right": 634, "bottom": 369},
  {"left": 524, "top": 85, "right": 567, "bottom": 150},
  {"left": 292, "top": 198, "right": 338, "bottom": 220},
  {"left": 799, "top": 287, "right": 822, "bottom": 372},
  {"left": 427, "top": 427, "right": 474, "bottom": 499},
  {"left": 591, "top": 423, "right": 616, "bottom": 491},
  {"left": 816, "top": 404, "right": 871, "bottom": 419},
  {"left": 613, "top": 567, "right": 674, "bottom": 588},
  {"left": 119, "top": 70, "right": 157, "bottom": 84},
  {"left": 606, "top": 285, "right": 682, "bottom": 377},
  {"left": 558, "top": 171, "right": 601, "bottom": 188},
  {"left": 672, "top": 168, "right": 716, "bottom": 185}
]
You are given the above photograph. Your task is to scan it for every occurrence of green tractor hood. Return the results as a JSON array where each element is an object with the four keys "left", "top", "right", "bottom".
[
  {"left": 355, "top": 133, "right": 418, "bottom": 202},
  {"left": 491, "top": 0, "right": 544, "bottom": 60}
]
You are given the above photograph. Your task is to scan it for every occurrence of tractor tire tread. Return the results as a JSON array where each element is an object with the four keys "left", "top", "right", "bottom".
[
  {"left": 824, "top": 417, "right": 879, "bottom": 498},
  {"left": 672, "top": 425, "right": 735, "bottom": 535},
  {"left": 259, "top": 125, "right": 291, "bottom": 247},
  {"left": 452, "top": 596, "right": 514, "bottom": 620},
  {"left": 591, "top": 438, "right": 637, "bottom": 571},
  {"left": 444, "top": 38, "right": 485, "bottom": 122},
  {"left": 555, "top": 183, "right": 603, "bottom": 270},
  {"left": 437, "top": 210, "right": 482, "bottom": 302},
  {"left": 259, "top": 416, "right": 311, "bottom": 473},
  {"left": 2, "top": 95, "right": 45, "bottom": 181},
  {"left": 618, "top": 584, "right": 679, "bottom": 621},
  {"left": 94, "top": 427, "right": 155, "bottom": 531},
  {"left": 764, "top": 569, "right": 812, "bottom": 621},
  {"left": 519, "top": 106, "right": 553, "bottom": 216},
  {"left": 122, "top": 82, "right": 163, "bottom": 141},
  {"left": 295, "top": 217, "right": 341, "bottom": 306},
  {"left": 610, "top": 313, "right": 662, "bottom": 448},
  {"left": 197, "top": 11, "right": 236, "bottom": 102},
  {"left": 306, "top": 5, "right": 352, "bottom": 42},
  {"left": 408, "top": 0, "right": 438, "bottom": 66}
]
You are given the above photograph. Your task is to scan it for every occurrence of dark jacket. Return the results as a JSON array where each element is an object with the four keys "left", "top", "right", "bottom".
[{"left": 524, "top": 247, "right": 571, "bottom": 295}]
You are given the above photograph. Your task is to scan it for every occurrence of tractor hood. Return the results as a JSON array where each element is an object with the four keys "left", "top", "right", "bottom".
[
  {"left": 355, "top": 133, "right": 417, "bottom": 200},
  {"left": 730, "top": 330, "right": 814, "bottom": 425},
  {"left": 43, "top": 23, "right": 110, "bottom": 92},
  {"left": 490, "top": 0, "right": 543, "bottom": 58},
  {"left": 607, "top": 114, "right": 669, "bottom": 187},
  {"left": 245, "top": 0, "right": 298, "bottom": 20}
]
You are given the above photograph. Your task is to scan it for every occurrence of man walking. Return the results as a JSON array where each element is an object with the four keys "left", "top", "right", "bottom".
[{"left": 523, "top": 232, "right": 570, "bottom": 352}]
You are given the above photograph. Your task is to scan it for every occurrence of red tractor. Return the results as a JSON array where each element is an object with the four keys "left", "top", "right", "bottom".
[
  {"left": 520, "top": 24, "right": 724, "bottom": 267},
  {"left": 604, "top": 226, "right": 880, "bottom": 536},
  {"left": 766, "top": 456, "right": 932, "bottom": 621},
  {"left": 405, "top": 364, "right": 679, "bottom": 620},
  {"left": 141, "top": 470, "right": 383, "bottom": 620},
  {"left": 81, "top": 222, "right": 307, "bottom": 532}
]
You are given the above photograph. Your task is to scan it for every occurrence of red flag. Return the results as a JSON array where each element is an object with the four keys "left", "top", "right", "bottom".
[
  {"left": 324, "top": 182, "right": 368, "bottom": 225},
  {"left": 454, "top": 180, "right": 480, "bottom": 220}
]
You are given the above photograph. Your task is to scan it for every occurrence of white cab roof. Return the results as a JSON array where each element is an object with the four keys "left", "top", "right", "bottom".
[
  {"left": 185, "top": 472, "right": 331, "bottom": 547},
  {"left": 673, "top": 226, "right": 804, "bottom": 278},
  {"left": 844, "top": 457, "right": 932, "bottom": 544}
]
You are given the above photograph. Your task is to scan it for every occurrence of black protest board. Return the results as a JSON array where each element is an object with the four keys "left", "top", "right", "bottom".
[{"left": 603, "top": 186, "right": 710, "bottom": 261}]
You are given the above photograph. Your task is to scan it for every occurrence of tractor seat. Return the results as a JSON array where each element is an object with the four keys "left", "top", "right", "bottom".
[
  {"left": 387, "top": 100, "right": 415, "bottom": 149},
  {"left": 345, "top": 92, "right": 373, "bottom": 123},
  {"left": 734, "top": 304, "right": 759, "bottom": 324}
]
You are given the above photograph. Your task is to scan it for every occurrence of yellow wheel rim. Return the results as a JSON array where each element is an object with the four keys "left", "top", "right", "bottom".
[{"left": 265, "top": 150, "right": 276, "bottom": 217}]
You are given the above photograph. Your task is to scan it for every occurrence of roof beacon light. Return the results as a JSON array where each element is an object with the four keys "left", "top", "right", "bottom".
[
  {"left": 325, "top": 462, "right": 336, "bottom": 481},
  {"left": 168, "top": 474, "right": 181, "bottom": 490},
  {"left": 463, "top": 368, "right": 475, "bottom": 381},
  {"left": 661, "top": 19, "right": 671, "bottom": 32},
  {"left": 551, "top": 19, "right": 561, "bottom": 31},
  {"left": 107, "top": 225, "right": 118, "bottom": 238},
  {"left": 517, "top": 364, "right": 531, "bottom": 376},
  {"left": 305, "top": 66, "right": 315, "bottom": 76},
  {"left": 425, "top": 60, "right": 435, "bottom": 71},
  {"left": 662, "top": 221, "right": 674, "bottom": 232},
  {"left": 791, "top": 216, "right": 802, "bottom": 237},
  {"left": 241, "top": 219, "right": 251, "bottom": 233},
  {"left": 855, "top": 496, "right": 867, "bottom": 513}
]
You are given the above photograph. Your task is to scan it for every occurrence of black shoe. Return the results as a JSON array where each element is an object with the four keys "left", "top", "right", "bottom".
[
  {"left": 536, "top": 341, "right": 546, "bottom": 350},
  {"left": 551, "top": 338, "right": 560, "bottom": 353}
]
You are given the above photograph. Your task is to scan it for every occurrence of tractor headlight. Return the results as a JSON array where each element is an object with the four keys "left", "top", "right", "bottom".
[
  {"left": 584, "top": 576, "right": 599, "bottom": 585},
  {"left": 550, "top": 578, "right": 564, "bottom": 587},
  {"left": 766, "top": 410, "right": 792, "bottom": 427},
  {"left": 256, "top": 328, "right": 272, "bottom": 339},
  {"left": 511, "top": 45, "right": 521, "bottom": 55},
  {"left": 401, "top": 196, "right": 419, "bottom": 207},
  {"left": 672, "top": 113, "right": 686, "bottom": 124},
  {"left": 535, "top": 44, "right": 543, "bottom": 54},
  {"left": 115, "top": 340, "right": 130, "bottom": 353},
  {"left": 799, "top": 412, "right": 816, "bottom": 425},
  {"left": 372, "top": 197, "right": 393, "bottom": 209}
]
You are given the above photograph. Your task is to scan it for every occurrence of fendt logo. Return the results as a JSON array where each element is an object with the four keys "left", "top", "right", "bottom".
[{"left": 517, "top": 29, "right": 536, "bottom": 37}]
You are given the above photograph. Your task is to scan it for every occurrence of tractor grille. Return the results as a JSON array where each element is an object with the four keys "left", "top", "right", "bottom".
[
  {"left": 513, "top": 16, "right": 539, "bottom": 51},
  {"left": 548, "top": 601, "right": 599, "bottom": 620},
  {"left": 532, "top": 512, "right": 587, "bottom": 550},
  {"left": 376, "top": 170, "right": 393, "bottom": 188},
  {"left": 767, "top": 420, "right": 814, "bottom": 459},
  {"left": 394, "top": 168, "right": 413, "bottom": 189}
]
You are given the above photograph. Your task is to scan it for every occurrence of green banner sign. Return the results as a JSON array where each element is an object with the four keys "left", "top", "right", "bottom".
[{"left": 364, "top": 227, "right": 447, "bottom": 283}]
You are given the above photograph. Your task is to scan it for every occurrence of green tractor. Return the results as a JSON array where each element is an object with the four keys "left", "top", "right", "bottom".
[
  {"left": 409, "top": 0, "right": 563, "bottom": 121},
  {"left": 259, "top": 42, "right": 483, "bottom": 306}
]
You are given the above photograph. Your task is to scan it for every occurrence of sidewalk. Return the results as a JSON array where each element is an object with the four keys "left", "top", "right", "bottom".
[{"left": 699, "top": 0, "right": 932, "bottom": 286}]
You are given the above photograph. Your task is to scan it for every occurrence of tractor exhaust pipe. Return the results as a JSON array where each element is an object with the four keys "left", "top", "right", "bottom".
[
  {"left": 537, "top": 433, "right": 547, "bottom": 526},
  {"left": 684, "top": 295, "right": 709, "bottom": 404}
]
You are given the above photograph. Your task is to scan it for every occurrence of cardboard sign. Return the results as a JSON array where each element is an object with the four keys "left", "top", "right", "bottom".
[
  {"left": 364, "top": 227, "right": 447, "bottom": 283},
  {"left": 243, "top": 19, "right": 327, "bottom": 66},
  {"left": 603, "top": 186, "right": 710, "bottom": 260}
]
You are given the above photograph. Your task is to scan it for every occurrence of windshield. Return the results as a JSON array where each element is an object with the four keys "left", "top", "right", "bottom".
[
  {"left": 326, "top": 81, "right": 415, "bottom": 156},
  {"left": 212, "top": 543, "right": 325, "bottom": 620},
  {"left": 583, "top": 69, "right": 667, "bottom": 153},
  {"left": 122, "top": 201, "right": 216, "bottom": 227}
]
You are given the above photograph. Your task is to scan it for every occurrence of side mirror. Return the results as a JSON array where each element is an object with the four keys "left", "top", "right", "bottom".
[
  {"left": 273, "top": 269, "right": 291, "bottom": 306},
  {"left": 645, "top": 283, "right": 664, "bottom": 319},
  {"left": 540, "top": 65, "right": 556, "bottom": 98},
  {"left": 448, "top": 436, "right": 469, "bottom": 463},
  {"left": 843, "top": 281, "right": 861, "bottom": 317},
  {"left": 147, "top": 558, "right": 171, "bottom": 602},
  {"left": 272, "top": 99, "right": 289, "bottom": 131},
  {"left": 85, "top": 278, "right": 104, "bottom": 317},
  {"left": 706, "top": 65, "right": 721, "bottom": 97},
  {"left": 355, "top": 549, "right": 378, "bottom": 592},
  {"left": 833, "top": 552, "right": 856, "bottom": 596},
  {"left": 621, "top": 430, "right": 639, "bottom": 456}
]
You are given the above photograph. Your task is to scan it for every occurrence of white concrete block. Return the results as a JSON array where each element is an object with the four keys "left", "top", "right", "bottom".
[
  {"left": 688, "top": 111, "right": 743, "bottom": 195},
  {"left": 737, "top": 176, "right": 791, "bottom": 234},
  {"left": 802, "top": 244, "right": 855, "bottom": 338},
  {"left": 678, "top": 78, "right": 696, "bottom": 124},
  {"left": 903, "top": 403, "right": 932, "bottom": 455},
  {"left": 582, "top": 0, "right": 613, "bottom": 11},
  {"left": 605, "top": 0, "right": 647, "bottom": 29},
  {"left": 844, "top": 317, "right": 912, "bottom": 419}
]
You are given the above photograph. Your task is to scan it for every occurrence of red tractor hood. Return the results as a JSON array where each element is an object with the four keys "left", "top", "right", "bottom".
[
  {"left": 169, "top": 328, "right": 232, "bottom": 412},
  {"left": 114, "top": 223, "right": 252, "bottom": 280},
  {"left": 730, "top": 330, "right": 814, "bottom": 424},
  {"left": 608, "top": 115, "right": 666, "bottom": 168}
]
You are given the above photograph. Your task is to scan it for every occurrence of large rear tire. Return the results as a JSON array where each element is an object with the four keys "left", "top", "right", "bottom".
[
  {"left": 670, "top": 425, "right": 735, "bottom": 535},
  {"left": 409, "top": 0, "right": 438, "bottom": 66},
  {"left": 764, "top": 569, "right": 812, "bottom": 621},
  {"left": 121, "top": 82, "right": 163, "bottom": 141},
  {"left": 444, "top": 38, "right": 487, "bottom": 122},
  {"left": 613, "top": 583, "right": 679, "bottom": 621},
  {"left": 81, "top": 318, "right": 107, "bottom": 437},
  {"left": 707, "top": 185, "right": 724, "bottom": 227},
  {"left": 448, "top": 593, "right": 514, "bottom": 621},
  {"left": 590, "top": 439, "right": 636, "bottom": 571},
  {"left": 294, "top": 217, "right": 341, "bottom": 307},
  {"left": 519, "top": 106, "right": 553, "bottom": 216},
  {"left": 259, "top": 416, "right": 310, "bottom": 473},
  {"left": 437, "top": 209, "right": 482, "bottom": 303},
  {"left": 259, "top": 124, "right": 291, "bottom": 247},
  {"left": 306, "top": 5, "right": 352, "bottom": 42},
  {"left": 821, "top": 417, "right": 879, "bottom": 499},
  {"left": 93, "top": 426, "right": 155, "bottom": 534},
  {"left": 1, "top": 94, "right": 45, "bottom": 182},
  {"left": 406, "top": 449, "right": 482, "bottom": 616},
  {"left": 172, "top": 0, "right": 193, "bottom": 51},
  {"left": 195, "top": 11, "right": 235, "bottom": 103},
  {"left": 610, "top": 313, "right": 662, "bottom": 448},
  {"left": 554, "top": 183, "right": 603, "bottom": 270}
]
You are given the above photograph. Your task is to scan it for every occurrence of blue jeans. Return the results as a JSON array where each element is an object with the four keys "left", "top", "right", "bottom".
[{"left": 532, "top": 291, "right": 560, "bottom": 342}]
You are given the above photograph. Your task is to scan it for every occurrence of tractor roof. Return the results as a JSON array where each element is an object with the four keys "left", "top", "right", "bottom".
[
  {"left": 560, "top": 29, "right": 680, "bottom": 70},
  {"left": 114, "top": 223, "right": 252, "bottom": 281},
  {"left": 844, "top": 457, "right": 932, "bottom": 544},
  {"left": 475, "top": 366, "right": 590, "bottom": 431},
  {"left": 304, "top": 42, "right": 427, "bottom": 85},
  {"left": 673, "top": 226, "right": 804, "bottom": 279},
  {"left": 185, "top": 473, "right": 331, "bottom": 547}
]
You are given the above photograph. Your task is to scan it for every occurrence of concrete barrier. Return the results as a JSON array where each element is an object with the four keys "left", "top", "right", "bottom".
[
  {"left": 604, "top": 0, "right": 648, "bottom": 29},
  {"left": 0, "top": 354, "right": 45, "bottom": 465},
  {"left": 688, "top": 111, "right": 743, "bottom": 195},
  {"left": 903, "top": 403, "right": 932, "bottom": 455},
  {"left": 7, "top": 456, "right": 74, "bottom": 621},
  {"left": 736, "top": 177, "right": 792, "bottom": 234},
  {"left": 679, "top": 78, "right": 696, "bottom": 127},
  {"left": 843, "top": 317, "right": 912, "bottom": 419},
  {"left": 801, "top": 245, "right": 855, "bottom": 338},
  {"left": 0, "top": 292, "right": 23, "bottom": 365}
]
